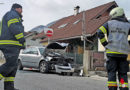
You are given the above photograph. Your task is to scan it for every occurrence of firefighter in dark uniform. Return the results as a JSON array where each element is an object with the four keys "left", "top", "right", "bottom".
[
  {"left": 0, "top": 3, "right": 25, "bottom": 90},
  {"left": 97, "top": 7, "right": 130, "bottom": 90}
]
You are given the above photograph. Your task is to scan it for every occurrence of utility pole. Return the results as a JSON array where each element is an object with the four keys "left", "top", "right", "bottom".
[
  {"left": 48, "top": 37, "right": 50, "bottom": 44},
  {"left": 82, "top": 11, "right": 86, "bottom": 52},
  {"left": 82, "top": 11, "right": 89, "bottom": 77}
]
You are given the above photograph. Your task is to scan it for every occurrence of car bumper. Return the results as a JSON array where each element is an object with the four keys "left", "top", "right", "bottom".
[{"left": 55, "top": 64, "right": 74, "bottom": 73}]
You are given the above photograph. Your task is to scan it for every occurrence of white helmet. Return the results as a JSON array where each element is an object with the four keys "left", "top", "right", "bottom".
[{"left": 109, "top": 7, "right": 124, "bottom": 18}]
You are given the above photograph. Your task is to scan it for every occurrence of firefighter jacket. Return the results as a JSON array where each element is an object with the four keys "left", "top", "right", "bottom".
[
  {"left": 0, "top": 8, "right": 25, "bottom": 49},
  {"left": 97, "top": 17, "right": 130, "bottom": 57}
]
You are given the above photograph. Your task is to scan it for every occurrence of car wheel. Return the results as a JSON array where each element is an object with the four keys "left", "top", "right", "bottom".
[
  {"left": 39, "top": 61, "right": 49, "bottom": 73},
  {"left": 18, "top": 60, "right": 23, "bottom": 70}
]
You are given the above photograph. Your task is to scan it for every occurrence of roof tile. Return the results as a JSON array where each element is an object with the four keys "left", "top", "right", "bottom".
[{"left": 40, "top": 1, "right": 117, "bottom": 42}]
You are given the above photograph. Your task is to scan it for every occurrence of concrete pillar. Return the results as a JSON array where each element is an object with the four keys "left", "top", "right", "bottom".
[{"left": 83, "top": 50, "right": 90, "bottom": 76}]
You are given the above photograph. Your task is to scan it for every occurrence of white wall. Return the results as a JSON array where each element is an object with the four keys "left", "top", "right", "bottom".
[
  {"left": 26, "top": 35, "right": 43, "bottom": 46},
  {"left": 98, "top": 39, "right": 105, "bottom": 51},
  {"left": 98, "top": 34, "right": 107, "bottom": 51}
]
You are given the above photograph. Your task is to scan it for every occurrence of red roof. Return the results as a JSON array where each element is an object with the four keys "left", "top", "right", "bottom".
[{"left": 39, "top": 1, "right": 117, "bottom": 42}]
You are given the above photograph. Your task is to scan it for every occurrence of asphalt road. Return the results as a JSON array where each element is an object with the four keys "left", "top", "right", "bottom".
[
  {"left": 2, "top": 69, "right": 130, "bottom": 90},
  {"left": 0, "top": 69, "right": 108, "bottom": 90},
  {"left": 1, "top": 70, "right": 130, "bottom": 90}
]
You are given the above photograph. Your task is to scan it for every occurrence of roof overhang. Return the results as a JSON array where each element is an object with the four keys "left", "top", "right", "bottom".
[
  {"left": 40, "top": 34, "right": 92, "bottom": 43},
  {"left": 25, "top": 32, "right": 37, "bottom": 38}
]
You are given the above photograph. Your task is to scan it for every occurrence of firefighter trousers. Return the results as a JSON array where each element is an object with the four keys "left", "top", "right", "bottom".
[
  {"left": 106, "top": 56, "right": 129, "bottom": 90},
  {"left": 0, "top": 47, "right": 20, "bottom": 90}
]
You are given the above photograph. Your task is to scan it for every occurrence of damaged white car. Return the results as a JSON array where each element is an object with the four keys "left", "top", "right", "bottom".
[{"left": 18, "top": 42, "right": 75, "bottom": 74}]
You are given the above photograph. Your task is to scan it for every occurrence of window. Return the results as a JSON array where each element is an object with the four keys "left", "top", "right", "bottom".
[
  {"left": 31, "top": 48, "right": 39, "bottom": 55},
  {"left": 73, "top": 19, "right": 80, "bottom": 24},
  {"left": 58, "top": 23, "right": 68, "bottom": 28},
  {"left": 96, "top": 15, "right": 101, "bottom": 19},
  {"left": 22, "top": 47, "right": 38, "bottom": 55},
  {"left": 38, "top": 48, "right": 45, "bottom": 55},
  {"left": 22, "top": 48, "right": 31, "bottom": 54}
]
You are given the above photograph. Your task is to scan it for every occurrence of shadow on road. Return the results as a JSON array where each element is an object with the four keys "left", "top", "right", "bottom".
[{"left": 17, "top": 68, "right": 57, "bottom": 75}]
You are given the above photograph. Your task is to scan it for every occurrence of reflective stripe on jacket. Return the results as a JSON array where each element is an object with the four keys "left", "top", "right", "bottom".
[
  {"left": 106, "top": 20, "right": 130, "bottom": 54},
  {"left": 0, "top": 9, "right": 25, "bottom": 48},
  {"left": 97, "top": 18, "right": 130, "bottom": 55}
]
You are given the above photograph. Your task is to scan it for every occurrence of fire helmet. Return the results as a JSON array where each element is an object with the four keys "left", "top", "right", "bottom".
[{"left": 109, "top": 7, "right": 124, "bottom": 18}]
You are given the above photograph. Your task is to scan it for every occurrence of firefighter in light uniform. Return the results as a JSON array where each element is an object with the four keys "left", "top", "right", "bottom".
[
  {"left": 97, "top": 7, "right": 130, "bottom": 90},
  {"left": 0, "top": 3, "right": 25, "bottom": 90}
]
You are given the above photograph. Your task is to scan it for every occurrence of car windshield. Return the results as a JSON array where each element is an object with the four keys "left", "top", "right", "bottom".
[{"left": 38, "top": 48, "right": 45, "bottom": 55}]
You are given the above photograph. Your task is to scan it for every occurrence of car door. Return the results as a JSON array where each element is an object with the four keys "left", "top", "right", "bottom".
[
  {"left": 28, "top": 47, "right": 42, "bottom": 68},
  {"left": 20, "top": 47, "right": 33, "bottom": 68},
  {"left": 20, "top": 47, "right": 41, "bottom": 68}
]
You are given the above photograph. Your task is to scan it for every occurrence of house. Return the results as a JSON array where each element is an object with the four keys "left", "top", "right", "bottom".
[
  {"left": 34, "top": 1, "right": 118, "bottom": 54},
  {"left": 32, "top": 27, "right": 56, "bottom": 46},
  {"left": 25, "top": 32, "right": 43, "bottom": 46},
  {"left": 25, "top": 25, "right": 46, "bottom": 46}
]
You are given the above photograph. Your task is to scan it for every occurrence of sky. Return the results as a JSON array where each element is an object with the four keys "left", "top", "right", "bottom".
[{"left": 0, "top": 0, "right": 130, "bottom": 32}]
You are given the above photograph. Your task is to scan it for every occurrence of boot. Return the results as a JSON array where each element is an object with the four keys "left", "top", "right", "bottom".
[
  {"left": 119, "top": 87, "right": 129, "bottom": 90},
  {"left": 4, "top": 81, "right": 19, "bottom": 90},
  {"left": 14, "top": 88, "right": 19, "bottom": 90},
  {"left": 108, "top": 87, "right": 117, "bottom": 90}
]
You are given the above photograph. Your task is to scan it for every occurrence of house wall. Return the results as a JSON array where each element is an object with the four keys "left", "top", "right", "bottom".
[
  {"left": 26, "top": 35, "right": 43, "bottom": 46},
  {"left": 78, "top": 46, "right": 83, "bottom": 54},
  {"left": 127, "top": 36, "right": 130, "bottom": 60},
  {"left": 98, "top": 34, "right": 108, "bottom": 51},
  {"left": 84, "top": 50, "right": 105, "bottom": 71},
  {"left": 42, "top": 41, "right": 49, "bottom": 46},
  {"left": 98, "top": 39, "right": 105, "bottom": 51}
]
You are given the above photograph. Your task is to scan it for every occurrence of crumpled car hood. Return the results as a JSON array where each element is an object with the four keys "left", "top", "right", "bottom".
[{"left": 46, "top": 42, "right": 68, "bottom": 49}]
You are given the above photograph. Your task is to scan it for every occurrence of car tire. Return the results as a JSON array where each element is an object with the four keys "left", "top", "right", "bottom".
[
  {"left": 18, "top": 60, "right": 23, "bottom": 70},
  {"left": 39, "top": 61, "right": 49, "bottom": 73}
]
